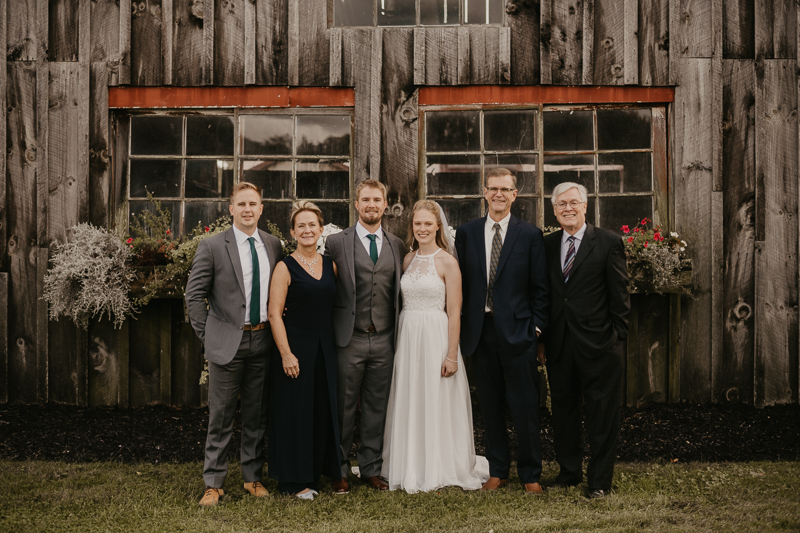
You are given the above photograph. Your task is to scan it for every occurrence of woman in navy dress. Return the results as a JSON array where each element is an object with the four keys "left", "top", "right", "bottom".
[{"left": 268, "top": 201, "right": 340, "bottom": 499}]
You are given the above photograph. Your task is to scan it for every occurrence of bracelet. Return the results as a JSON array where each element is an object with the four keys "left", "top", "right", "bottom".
[{"left": 446, "top": 357, "right": 458, "bottom": 363}]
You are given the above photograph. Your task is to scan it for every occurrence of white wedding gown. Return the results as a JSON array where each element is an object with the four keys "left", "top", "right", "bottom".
[{"left": 381, "top": 249, "right": 489, "bottom": 493}]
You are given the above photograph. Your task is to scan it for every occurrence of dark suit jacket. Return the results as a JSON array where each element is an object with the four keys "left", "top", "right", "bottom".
[
  {"left": 542, "top": 224, "right": 630, "bottom": 360},
  {"left": 455, "top": 215, "right": 549, "bottom": 357},
  {"left": 185, "top": 227, "right": 283, "bottom": 365}
]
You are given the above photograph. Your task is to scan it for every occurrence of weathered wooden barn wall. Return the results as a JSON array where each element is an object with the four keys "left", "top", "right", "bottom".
[{"left": 1, "top": 0, "right": 798, "bottom": 408}]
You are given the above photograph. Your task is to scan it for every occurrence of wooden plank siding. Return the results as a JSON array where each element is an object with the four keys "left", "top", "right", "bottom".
[
  {"left": 213, "top": 0, "right": 244, "bottom": 85},
  {"left": 172, "top": 0, "right": 206, "bottom": 86},
  {"left": 755, "top": 0, "right": 797, "bottom": 60},
  {"left": 638, "top": 0, "right": 670, "bottom": 85},
  {"left": 507, "top": 0, "right": 539, "bottom": 85},
  {"left": 130, "top": 0, "right": 163, "bottom": 85},
  {"left": 49, "top": 0, "right": 79, "bottom": 62},
  {"left": 591, "top": 0, "right": 625, "bottom": 85}
]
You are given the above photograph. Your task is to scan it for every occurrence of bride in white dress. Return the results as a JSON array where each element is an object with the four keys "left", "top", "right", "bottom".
[{"left": 381, "top": 200, "right": 489, "bottom": 493}]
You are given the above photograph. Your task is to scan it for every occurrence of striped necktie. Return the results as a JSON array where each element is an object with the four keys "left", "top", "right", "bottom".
[
  {"left": 563, "top": 236, "right": 576, "bottom": 281},
  {"left": 487, "top": 223, "right": 502, "bottom": 310}
]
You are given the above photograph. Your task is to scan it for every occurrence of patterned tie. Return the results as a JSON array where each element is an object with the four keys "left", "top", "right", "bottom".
[
  {"left": 487, "top": 223, "right": 502, "bottom": 310},
  {"left": 367, "top": 234, "right": 378, "bottom": 264},
  {"left": 563, "top": 236, "right": 576, "bottom": 281},
  {"left": 248, "top": 237, "right": 261, "bottom": 325}
]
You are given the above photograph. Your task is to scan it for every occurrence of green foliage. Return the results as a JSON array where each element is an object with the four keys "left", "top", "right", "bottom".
[
  {"left": 42, "top": 223, "right": 136, "bottom": 329},
  {"left": 268, "top": 221, "right": 296, "bottom": 257},
  {"left": 126, "top": 193, "right": 177, "bottom": 266},
  {"left": 621, "top": 218, "right": 689, "bottom": 295}
]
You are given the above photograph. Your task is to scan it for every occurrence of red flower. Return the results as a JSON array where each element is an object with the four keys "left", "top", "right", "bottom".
[
  {"left": 204, "top": 226, "right": 210, "bottom": 233},
  {"left": 621, "top": 225, "right": 630, "bottom": 234},
  {"left": 641, "top": 218, "right": 648, "bottom": 225},
  {"left": 126, "top": 238, "right": 133, "bottom": 244},
  {"left": 644, "top": 241, "right": 649, "bottom": 247},
  {"left": 166, "top": 229, "right": 171, "bottom": 235},
  {"left": 654, "top": 232, "right": 661, "bottom": 241},
  {"left": 633, "top": 227, "right": 640, "bottom": 233},
  {"left": 627, "top": 236, "right": 634, "bottom": 243}
]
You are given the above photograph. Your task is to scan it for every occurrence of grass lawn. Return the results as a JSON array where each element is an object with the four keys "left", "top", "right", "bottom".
[{"left": 1, "top": 460, "right": 798, "bottom": 532}]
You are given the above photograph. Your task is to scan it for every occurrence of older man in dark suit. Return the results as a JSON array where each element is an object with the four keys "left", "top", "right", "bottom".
[
  {"left": 186, "top": 182, "right": 283, "bottom": 506},
  {"left": 538, "top": 182, "right": 630, "bottom": 499},
  {"left": 455, "top": 167, "right": 549, "bottom": 494}
]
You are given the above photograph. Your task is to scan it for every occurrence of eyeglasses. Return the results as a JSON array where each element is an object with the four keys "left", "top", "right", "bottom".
[
  {"left": 485, "top": 187, "right": 516, "bottom": 195},
  {"left": 555, "top": 200, "right": 585, "bottom": 210}
]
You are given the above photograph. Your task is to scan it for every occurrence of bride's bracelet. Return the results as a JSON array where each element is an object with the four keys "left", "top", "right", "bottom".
[{"left": 445, "top": 357, "right": 458, "bottom": 363}]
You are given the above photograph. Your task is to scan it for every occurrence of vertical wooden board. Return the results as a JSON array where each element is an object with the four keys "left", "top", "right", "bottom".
[
  {"left": 549, "top": 0, "right": 583, "bottom": 85},
  {"left": 506, "top": 0, "right": 539, "bottom": 85},
  {"left": 7, "top": 0, "right": 39, "bottom": 60},
  {"left": 540, "top": 0, "right": 552, "bottom": 84},
  {"left": 37, "top": 248, "right": 49, "bottom": 401},
  {"left": 676, "top": 0, "right": 713, "bottom": 58},
  {"left": 129, "top": 301, "right": 165, "bottom": 406},
  {"left": 724, "top": 0, "right": 755, "bottom": 59},
  {"left": 159, "top": 302, "right": 171, "bottom": 404},
  {"left": 349, "top": 29, "right": 372, "bottom": 183},
  {"left": 256, "top": 0, "right": 287, "bottom": 85},
  {"left": 674, "top": 58, "right": 714, "bottom": 402},
  {"left": 630, "top": 295, "right": 671, "bottom": 406},
  {"left": 457, "top": 27, "right": 470, "bottom": 85},
  {"left": 499, "top": 26, "right": 511, "bottom": 84},
  {"left": 113, "top": 115, "right": 130, "bottom": 225},
  {"left": 755, "top": 0, "right": 797, "bottom": 59},
  {"left": 48, "top": 318, "right": 88, "bottom": 405},
  {"left": 469, "top": 26, "right": 500, "bottom": 85},
  {"left": 638, "top": 0, "right": 669, "bottom": 86},
  {"left": 380, "top": 29, "right": 417, "bottom": 240},
  {"left": 287, "top": 0, "right": 298, "bottom": 85},
  {"left": 162, "top": 0, "right": 173, "bottom": 84},
  {"left": 0, "top": 2, "right": 7, "bottom": 266},
  {"left": 582, "top": 0, "right": 594, "bottom": 84},
  {"left": 413, "top": 28, "right": 425, "bottom": 86},
  {"left": 625, "top": 295, "right": 640, "bottom": 405},
  {"left": 6, "top": 62, "right": 42, "bottom": 403},
  {"left": 0, "top": 274, "right": 8, "bottom": 404},
  {"left": 293, "top": 0, "right": 329, "bottom": 86},
  {"left": 202, "top": 0, "right": 213, "bottom": 84},
  {"left": 213, "top": 0, "right": 244, "bottom": 85},
  {"left": 119, "top": 0, "right": 132, "bottom": 84},
  {"left": 90, "top": 62, "right": 111, "bottom": 227},
  {"left": 721, "top": 59, "right": 756, "bottom": 403},
  {"left": 591, "top": 0, "right": 624, "bottom": 85},
  {"left": 755, "top": 59, "right": 798, "bottom": 405},
  {"left": 424, "top": 28, "right": 458, "bottom": 86},
  {"left": 623, "top": 0, "right": 637, "bottom": 84},
  {"left": 243, "top": 0, "right": 254, "bottom": 84},
  {"left": 711, "top": 189, "right": 724, "bottom": 400},
  {"left": 668, "top": 293, "right": 681, "bottom": 401},
  {"left": 171, "top": 300, "right": 204, "bottom": 407},
  {"left": 130, "top": 0, "right": 163, "bottom": 85},
  {"left": 330, "top": 27, "right": 342, "bottom": 87},
  {"left": 88, "top": 318, "right": 128, "bottom": 406},
  {"left": 369, "top": 29, "right": 382, "bottom": 180},
  {"left": 91, "top": 0, "right": 120, "bottom": 62},
  {"left": 172, "top": 0, "right": 205, "bottom": 86},
  {"left": 49, "top": 0, "right": 79, "bottom": 61}
]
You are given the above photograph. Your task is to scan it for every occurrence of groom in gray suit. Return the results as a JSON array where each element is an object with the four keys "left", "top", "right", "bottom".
[
  {"left": 324, "top": 179, "right": 405, "bottom": 493},
  {"left": 186, "top": 182, "right": 283, "bottom": 506}
]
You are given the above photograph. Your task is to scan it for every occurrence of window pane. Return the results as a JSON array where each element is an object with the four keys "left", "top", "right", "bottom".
[
  {"left": 484, "top": 154, "right": 538, "bottom": 195},
  {"left": 296, "top": 116, "right": 351, "bottom": 156},
  {"left": 440, "top": 199, "right": 481, "bottom": 229},
  {"left": 544, "top": 198, "right": 596, "bottom": 230},
  {"left": 599, "top": 196, "right": 652, "bottom": 235},
  {"left": 426, "top": 111, "right": 480, "bottom": 152},
  {"left": 484, "top": 110, "right": 537, "bottom": 151},
  {"left": 598, "top": 152, "right": 652, "bottom": 193},
  {"left": 129, "top": 200, "right": 180, "bottom": 237},
  {"left": 420, "top": 0, "right": 459, "bottom": 24},
  {"left": 186, "top": 116, "right": 234, "bottom": 156},
  {"left": 379, "top": 0, "right": 416, "bottom": 25},
  {"left": 242, "top": 160, "right": 293, "bottom": 200},
  {"left": 185, "top": 160, "right": 234, "bottom": 199},
  {"left": 543, "top": 110, "right": 593, "bottom": 151},
  {"left": 241, "top": 115, "right": 292, "bottom": 155},
  {"left": 334, "top": 0, "right": 373, "bottom": 26},
  {"left": 296, "top": 160, "right": 350, "bottom": 199},
  {"left": 316, "top": 202, "right": 350, "bottom": 230},
  {"left": 184, "top": 202, "right": 230, "bottom": 234},
  {"left": 131, "top": 116, "right": 182, "bottom": 156},
  {"left": 488, "top": 0, "right": 503, "bottom": 23},
  {"left": 260, "top": 201, "right": 293, "bottom": 238},
  {"left": 543, "top": 154, "right": 595, "bottom": 195},
  {"left": 510, "top": 198, "right": 538, "bottom": 226},
  {"left": 426, "top": 154, "right": 481, "bottom": 195},
  {"left": 130, "top": 159, "right": 181, "bottom": 198},
  {"left": 597, "top": 109, "right": 651, "bottom": 150}
]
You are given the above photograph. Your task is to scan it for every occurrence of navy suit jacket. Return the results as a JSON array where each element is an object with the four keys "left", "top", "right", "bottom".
[{"left": 455, "top": 215, "right": 549, "bottom": 357}]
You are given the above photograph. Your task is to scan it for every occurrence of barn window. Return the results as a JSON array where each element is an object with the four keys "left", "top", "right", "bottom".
[
  {"left": 421, "top": 104, "right": 668, "bottom": 233},
  {"left": 122, "top": 110, "right": 353, "bottom": 238},
  {"left": 334, "top": 0, "right": 504, "bottom": 26}
]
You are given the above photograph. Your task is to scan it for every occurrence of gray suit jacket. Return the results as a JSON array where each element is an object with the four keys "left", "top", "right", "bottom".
[
  {"left": 185, "top": 227, "right": 283, "bottom": 365},
  {"left": 324, "top": 225, "right": 405, "bottom": 348}
]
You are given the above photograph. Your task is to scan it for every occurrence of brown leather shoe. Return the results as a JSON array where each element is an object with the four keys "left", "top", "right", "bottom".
[
  {"left": 481, "top": 477, "right": 508, "bottom": 491},
  {"left": 524, "top": 482, "right": 544, "bottom": 494},
  {"left": 332, "top": 477, "right": 350, "bottom": 494},
  {"left": 243, "top": 481, "right": 269, "bottom": 497},
  {"left": 199, "top": 486, "right": 224, "bottom": 506},
  {"left": 364, "top": 476, "right": 389, "bottom": 491}
]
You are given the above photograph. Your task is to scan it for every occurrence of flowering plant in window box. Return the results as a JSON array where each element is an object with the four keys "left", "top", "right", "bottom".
[{"left": 621, "top": 218, "right": 691, "bottom": 295}]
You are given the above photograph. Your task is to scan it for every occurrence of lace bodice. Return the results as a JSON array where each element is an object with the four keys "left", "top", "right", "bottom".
[{"left": 401, "top": 249, "right": 446, "bottom": 311}]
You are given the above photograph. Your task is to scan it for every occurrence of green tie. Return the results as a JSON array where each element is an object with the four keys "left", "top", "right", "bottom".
[
  {"left": 248, "top": 237, "right": 260, "bottom": 326},
  {"left": 367, "top": 234, "right": 378, "bottom": 264}
]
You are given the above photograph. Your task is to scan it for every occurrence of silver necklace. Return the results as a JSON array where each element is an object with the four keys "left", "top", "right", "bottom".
[{"left": 295, "top": 252, "right": 319, "bottom": 276}]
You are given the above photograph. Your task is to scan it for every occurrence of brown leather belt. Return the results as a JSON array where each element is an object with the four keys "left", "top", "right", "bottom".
[
  {"left": 244, "top": 322, "right": 268, "bottom": 331},
  {"left": 367, "top": 324, "right": 377, "bottom": 333},
  {"left": 485, "top": 311, "right": 494, "bottom": 317}
]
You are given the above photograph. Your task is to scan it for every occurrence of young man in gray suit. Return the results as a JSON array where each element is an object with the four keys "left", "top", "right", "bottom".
[
  {"left": 324, "top": 179, "right": 405, "bottom": 494},
  {"left": 185, "top": 182, "right": 283, "bottom": 506}
]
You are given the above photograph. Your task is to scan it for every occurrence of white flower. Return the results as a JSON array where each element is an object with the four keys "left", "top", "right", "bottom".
[
  {"left": 680, "top": 247, "right": 685, "bottom": 252},
  {"left": 670, "top": 232, "right": 678, "bottom": 238},
  {"left": 317, "top": 223, "right": 344, "bottom": 253},
  {"left": 681, "top": 240, "right": 687, "bottom": 246}
]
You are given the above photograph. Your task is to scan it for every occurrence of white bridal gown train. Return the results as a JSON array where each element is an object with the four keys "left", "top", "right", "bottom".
[{"left": 381, "top": 249, "right": 489, "bottom": 494}]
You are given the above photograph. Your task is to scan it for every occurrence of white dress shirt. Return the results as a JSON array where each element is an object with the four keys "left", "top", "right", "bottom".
[
  {"left": 560, "top": 223, "right": 588, "bottom": 270},
  {"left": 233, "top": 225, "right": 271, "bottom": 324},
  {"left": 484, "top": 212, "right": 511, "bottom": 311},
  {"left": 356, "top": 221, "right": 384, "bottom": 257}
]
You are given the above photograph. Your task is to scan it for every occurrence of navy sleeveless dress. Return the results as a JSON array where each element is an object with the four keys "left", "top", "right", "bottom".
[{"left": 268, "top": 254, "right": 341, "bottom": 493}]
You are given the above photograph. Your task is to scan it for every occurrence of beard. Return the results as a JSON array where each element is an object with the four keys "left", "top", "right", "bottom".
[{"left": 359, "top": 210, "right": 383, "bottom": 225}]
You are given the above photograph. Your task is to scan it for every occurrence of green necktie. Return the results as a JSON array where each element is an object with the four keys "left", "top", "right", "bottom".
[
  {"left": 248, "top": 237, "right": 260, "bottom": 326},
  {"left": 367, "top": 234, "right": 378, "bottom": 264}
]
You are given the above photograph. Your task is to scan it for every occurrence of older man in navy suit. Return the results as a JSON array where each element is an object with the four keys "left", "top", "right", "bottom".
[{"left": 455, "top": 167, "right": 549, "bottom": 494}]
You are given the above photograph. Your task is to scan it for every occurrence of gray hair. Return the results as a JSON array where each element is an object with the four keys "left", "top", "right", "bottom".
[{"left": 550, "top": 182, "right": 588, "bottom": 204}]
